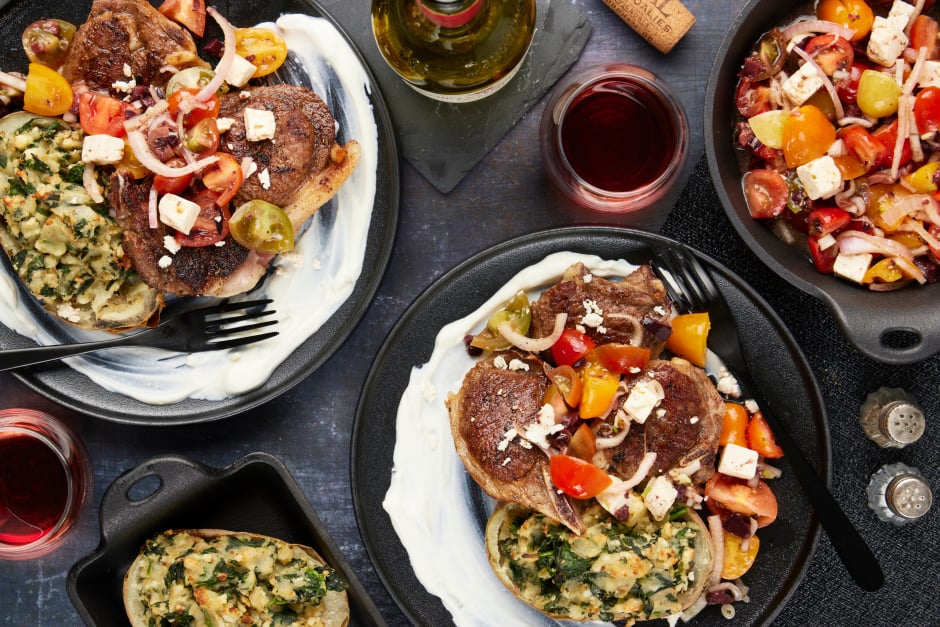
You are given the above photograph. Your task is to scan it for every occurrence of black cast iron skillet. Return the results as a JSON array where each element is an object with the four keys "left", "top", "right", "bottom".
[{"left": 706, "top": 0, "right": 940, "bottom": 365}]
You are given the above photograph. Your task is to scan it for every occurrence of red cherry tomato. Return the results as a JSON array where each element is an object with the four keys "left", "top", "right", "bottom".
[
  {"left": 551, "top": 328, "right": 595, "bottom": 367},
  {"left": 168, "top": 88, "right": 220, "bottom": 128},
  {"left": 782, "top": 105, "right": 837, "bottom": 169},
  {"left": 546, "top": 365, "right": 583, "bottom": 408},
  {"left": 807, "top": 207, "right": 851, "bottom": 237},
  {"left": 589, "top": 344, "right": 651, "bottom": 374},
  {"left": 746, "top": 411, "right": 784, "bottom": 459},
  {"left": 807, "top": 235, "right": 838, "bottom": 273},
  {"left": 158, "top": 0, "right": 207, "bottom": 36},
  {"left": 735, "top": 79, "right": 772, "bottom": 118},
  {"left": 872, "top": 119, "right": 912, "bottom": 169},
  {"left": 184, "top": 117, "right": 220, "bottom": 154},
  {"left": 78, "top": 92, "right": 131, "bottom": 137},
  {"left": 803, "top": 34, "right": 854, "bottom": 75},
  {"left": 705, "top": 473, "right": 778, "bottom": 528},
  {"left": 174, "top": 189, "right": 231, "bottom": 247},
  {"left": 549, "top": 454, "right": 612, "bottom": 499},
  {"left": 742, "top": 169, "right": 788, "bottom": 219},
  {"left": 200, "top": 152, "right": 244, "bottom": 207},
  {"left": 153, "top": 158, "right": 193, "bottom": 195},
  {"left": 910, "top": 14, "right": 940, "bottom": 60},
  {"left": 839, "top": 124, "right": 887, "bottom": 172},
  {"left": 914, "top": 86, "right": 940, "bottom": 134},
  {"left": 835, "top": 61, "right": 869, "bottom": 104}
]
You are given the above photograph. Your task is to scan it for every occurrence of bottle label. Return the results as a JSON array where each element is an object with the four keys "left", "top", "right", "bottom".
[{"left": 417, "top": 0, "right": 485, "bottom": 28}]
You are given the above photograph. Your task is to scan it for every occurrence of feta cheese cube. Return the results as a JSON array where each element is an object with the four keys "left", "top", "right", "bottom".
[
  {"left": 644, "top": 476, "right": 678, "bottom": 521},
  {"left": 158, "top": 193, "right": 201, "bottom": 235},
  {"left": 818, "top": 233, "right": 838, "bottom": 250},
  {"left": 718, "top": 443, "right": 760, "bottom": 480},
  {"left": 623, "top": 378, "right": 665, "bottom": 424},
  {"left": 796, "top": 155, "right": 842, "bottom": 200},
  {"left": 918, "top": 60, "right": 940, "bottom": 88},
  {"left": 81, "top": 134, "right": 125, "bottom": 165},
  {"left": 782, "top": 62, "right": 824, "bottom": 105},
  {"left": 226, "top": 54, "right": 258, "bottom": 88},
  {"left": 887, "top": 0, "right": 916, "bottom": 27},
  {"left": 243, "top": 107, "right": 276, "bottom": 141},
  {"left": 216, "top": 117, "right": 236, "bottom": 133},
  {"left": 833, "top": 252, "right": 873, "bottom": 283},
  {"left": 867, "top": 16, "right": 908, "bottom": 67}
]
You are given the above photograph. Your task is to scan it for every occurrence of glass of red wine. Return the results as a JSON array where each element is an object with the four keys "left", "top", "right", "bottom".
[
  {"left": 540, "top": 63, "right": 689, "bottom": 213},
  {"left": 0, "top": 409, "right": 91, "bottom": 560}
]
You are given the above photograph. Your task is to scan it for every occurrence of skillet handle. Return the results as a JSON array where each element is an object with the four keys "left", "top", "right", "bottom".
[
  {"left": 98, "top": 455, "right": 211, "bottom": 542},
  {"left": 836, "top": 307, "right": 940, "bottom": 364}
]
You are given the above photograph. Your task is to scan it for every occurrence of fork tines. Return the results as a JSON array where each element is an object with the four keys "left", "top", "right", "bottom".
[
  {"left": 204, "top": 299, "right": 279, "bottom": 348},
  {"left": 652, "top": 245, "right": 716, "bottom": 314}
]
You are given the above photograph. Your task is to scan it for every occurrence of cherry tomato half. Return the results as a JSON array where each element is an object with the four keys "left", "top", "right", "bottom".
[
  {"left": 551, "top": 328, "right": 595, "bottom": 367},
  {"left": 665, "top": 312, "right": 710, "bottom": 368},
  {"left": 839, "top": 124, "right": 887, "bottom": 172},
  {"left": 234, "top": 27, "right": 288, "bottom": 78},
  {"left": 910, "top": 14, "right": 940, "bottom": 60},
  {"left": 705, "top": 473, "right": 779, "bottom": 528},
  {"left": 79, "top": 91, "right": 131, "bottom": 137},
  {"left": 872, "top": 119, "right": 912, "bottom": 169},
  {"left": 808, "top": 235, "right": 838, "bottom": 273},
  {"left": 549, "top": 454, "right": 612, "bottom": 499},
  {"left": 742, "top": 169, "right": 788, "bottom": 219},
  {"left": 578, "top": 360, "right": 620, "bottom": 419},
  {"left": 23, "top": 62, "right": 73, "bottom": 116},
  {"left": 722, "top": 532, "right": 760, "bottom": 580},
  {"left": 720, "top": 402, "right": 749, "bottom": 447},
  {"left": 184, "top": 116, "right": 220, "bottom": 154},
  {"left": 807, "top": 207, "right": 851, "bottom": 237},
  {"left": 746, "top": 412, "right": 784, "bottom": 459},
  {"left": 782, "top": 105, "right": 837, "bottom": 169},
  {"left": 168, "top": 88, "right": 220, "bottom": 128},
  {"left": 735, "top": 79, "right": 772, "bottom": 118},
  {"left": 589, "top": 344, "right": 651, "bottom": 374},
  {"left": 229, "top": 199, "right": 294, "bottom": 254},
  {"left": 153, "top": 158, "right": 194, "bottom": 195},
  {"left": 567, "top": 423, "right": 597, "bottom": 462},
  {"left": 158, "top": 0, "right": 207, "bottom": 36},
  {"left": 803, "top": 34, "right": 854, "bottom": 76},
  {"left": 816, "top": 0, "right": 874, "bottom": 42},
  {"left": 200, "top": 152, "right": 244, "bottom": 207},
  {"left": 546, "top": 365, "right": 583, "bottom": 408}
]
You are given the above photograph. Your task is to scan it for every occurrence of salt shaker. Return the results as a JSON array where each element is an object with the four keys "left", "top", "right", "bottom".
[
  {"left": 859, "top": 387, "right": 925, "bottom": 448},
  {"left": 867, "top": 463, "right": 933, "bottom": 525}
]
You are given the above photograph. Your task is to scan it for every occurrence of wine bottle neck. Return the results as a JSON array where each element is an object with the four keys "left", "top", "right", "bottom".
[{"left": 417, "top": 0, "right": 486, "bottom": 28}]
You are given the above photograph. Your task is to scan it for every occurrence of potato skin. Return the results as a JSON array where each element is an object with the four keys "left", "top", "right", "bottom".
[
  {"left": 485, "top": 502, "right": 713, "bottom": 622},
  {"left": 123, "top": 529, "right": 350, "bottom": 627}
]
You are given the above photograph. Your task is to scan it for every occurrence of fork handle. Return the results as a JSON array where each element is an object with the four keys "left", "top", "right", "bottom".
[
  {"left": 756, "top": 392, "right": 885, "bottom": 592},
  {"left": 0, "top": 335, "right": 137, "bottom": 371}
]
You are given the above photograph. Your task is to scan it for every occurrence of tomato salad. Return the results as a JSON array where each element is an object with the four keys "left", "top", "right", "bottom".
[
  {"left": 735, "top": 0, "right": 940, "bottom": 290},
  {"left": 0, "top": 1, "right": 295, "bottom": 256},
  {"left": 467, "top": 281, "right": 785, "bottom": 616}
]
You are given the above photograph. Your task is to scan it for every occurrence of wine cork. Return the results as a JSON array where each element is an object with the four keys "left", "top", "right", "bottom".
[{"left": 601, "top": 0, "right": 696, "bottom": 54}]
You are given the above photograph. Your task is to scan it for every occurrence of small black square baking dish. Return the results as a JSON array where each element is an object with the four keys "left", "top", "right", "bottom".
[{"left": 67, "top": 452, "right": 385, "bottom": 625}]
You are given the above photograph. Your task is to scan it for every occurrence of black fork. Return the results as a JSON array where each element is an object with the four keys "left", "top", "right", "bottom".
[
  {"left": 0, "top": 299, "right": 278, "bottom": 371},
  {"left": 652, "top": 244, "right": 884, "bottom": 592}
]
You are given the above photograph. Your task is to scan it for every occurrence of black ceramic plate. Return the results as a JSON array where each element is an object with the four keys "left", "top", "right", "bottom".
[
  {"left": 351, "top": 226, "right": 828, "bottom": 626},
  {"left": 67, "top": 453, "right": 385, "bottom": 626},
  {"left": 0, "top": 0, "right": 398, "bottom": 424},
  {"left": 706, "top": 0, "right": 940, "bottom": 364}
]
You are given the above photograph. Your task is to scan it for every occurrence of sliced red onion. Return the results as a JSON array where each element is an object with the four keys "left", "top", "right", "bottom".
[
  {"left": 707, "top": 514, "right": 725, "bottom": 587},
  {"left": 792, "top": 46, "right": 845, "bottom": 119},
  {"left": 837, "top": 230, "right": 915, "bottom": 259},
  {"left": 148, "top": 183, "right": 158, "bottom": 229},
  {"left": 894, "top": 255, "right": 928, "bottom": 284},
  {"left": 595, "top": 412, "right": 631, "bottom": 450},
  {"left": 621, "top": 451, "right": 657, "bottom": 491},
  {"left": 197, "top": 7, "right": 236, "bottom": 103},
  {"left": 497, "top": 313, "right": 566, "bottom": 353},
  {"left": 83, "top": 164, "right": 104, "bottom": 204},
  {"left": 0, "top": 70, "right": 26, "bottom": 93},
  {"left": 781, "top": 19, "right": 855, "bottom": 44},
  {"left": 126, "top": 129, "right": 218, "bottom": 177},
  {"left": 123, "top": 100, "right": 169, "bottom": 133}
]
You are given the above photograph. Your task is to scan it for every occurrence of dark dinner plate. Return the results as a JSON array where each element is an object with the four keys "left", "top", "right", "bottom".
[
  {"left": 352, "top": 226, "right": 828, "bottom": 626},
  {"left": 67, "top": 453, "right": 385, "bottom": 626},
  {"left": 706, "top": 0, "right": 940, "bottom": 364},
  {"left": 0, "top": 0, "right": 398, "bottom": 425}
]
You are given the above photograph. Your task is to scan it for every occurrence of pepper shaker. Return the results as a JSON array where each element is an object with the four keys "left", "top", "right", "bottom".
[
  {"left": 859, "top": 387, "right": 925, "bottom": 448},
  {"left": 867, "top": 462, "right": 933, "bottom": 525}
]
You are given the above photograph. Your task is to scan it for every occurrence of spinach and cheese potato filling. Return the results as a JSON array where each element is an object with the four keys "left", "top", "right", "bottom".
[
  {"left": 492, "top": 501, "right": 704, "bottom": 623},
  {"left": 125, "top": 531, "right": 349, "bottom": 627},
  {"left": 0, "top": 112, "right": 160, "bottom": 330}
]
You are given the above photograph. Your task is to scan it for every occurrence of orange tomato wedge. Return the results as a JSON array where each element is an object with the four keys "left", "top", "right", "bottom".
[
  {"left": 589, "top": 344, "right": 651, "bottom": 374},
  {"left": 746, "top": 411, "right": 784, "bottom": 459},
  {"left": 782, "top": 105, "right": 837, "bottom": 169},
  {"left": 549, "top": 454, "right": 612, "bottom": 499},
  {"left": 23, "top": 62, "right": 73, "bottom": 116},
  {"left": 720, "top": 402, "right": 749, "bottom": 447},
  {"left": 578, "top": 361, "right": 620, "bottom": 419},
  {"left": 567, "top": 423, "right": 597, "bottom": 462},
  {"left": 666, "top": 312, "right": 710, "bottom": 367},
  {"left": 722, "top": 532, "right": 760, "bottom": 579}
]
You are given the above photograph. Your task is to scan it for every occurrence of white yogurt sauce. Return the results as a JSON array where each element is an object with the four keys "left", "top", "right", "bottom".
[
  {"left": 0, "top": 15, "right": 378, "bottom": 403},
  {"left": 383, "top": 252, "right": 641, "bottom": 626}
]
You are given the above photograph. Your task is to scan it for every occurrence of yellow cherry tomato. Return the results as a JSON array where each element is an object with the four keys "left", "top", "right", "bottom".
[
  {"left": 904, "top": 161, "right": 940, "bottom": 193},
  {"left": 23, "top": 62, "right": 73, "bottom": 116},
  {"left": 577, "top": 360, "right": 620, "bottom": 419},
  {"left": 782, "top": 105, "right": 837, "bottom": 169},
  {"left": 816, "top": 0, "right": 875, "bottom": 42},
  {"left": 721, "top": 532, "right": 760, "bottom": 580},
  {"left": 235, "top": 27, "right": 288, "bottom": 78},
  {"left": 832, "top": 154, "right": 867, "bottom": 180},
  {"left": 857, "top": 69, "right": 901, "bottom": 118},
  {"left": 666, "top": 312, "right": 710, "bottom": 368},
  {"left": 863, "top": 258, "right": 903, "bottom": 284}
]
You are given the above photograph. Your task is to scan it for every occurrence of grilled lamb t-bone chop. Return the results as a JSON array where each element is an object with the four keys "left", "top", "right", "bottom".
[
  {"left": 601, "top": 358, "right": 723, "bottom": 485},
  {"left": 447, "top": 351, "right": 585, "bottom": 535},
  {"left": 529, "top": 263, "right": 673, "bottom": 357},
  {"left": 62, "top": 0, "right": 207, "bottom": 92}
]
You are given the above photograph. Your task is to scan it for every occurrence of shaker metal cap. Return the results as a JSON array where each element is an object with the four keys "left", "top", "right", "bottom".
[
  {"left": 886, "top": 474, "right": 933, "bottom": 520},
  {"left": 882, "top": 400, "right": 926, "bottom": 445}
]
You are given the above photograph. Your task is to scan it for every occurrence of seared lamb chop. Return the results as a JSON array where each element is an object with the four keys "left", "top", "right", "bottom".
[
  {"left": 62, "top": 0, "right": 207, "bottom": 92},
  {"left": 447, "top": 351, "right": 585, "bottom": 534},
  {"left": 600, "top": 358, "right": 723, "bottom": 485},
  {"left": 529, "top": 263, "right": 673, "bottom": 358}
]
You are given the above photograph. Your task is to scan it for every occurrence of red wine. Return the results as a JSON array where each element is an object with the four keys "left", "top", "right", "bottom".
[
  {"left": 560, "top": 76, "right": 679, "bottom": 193},
  {"left": 0, "top": 430, "right": 70, "bottom": 545}
]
